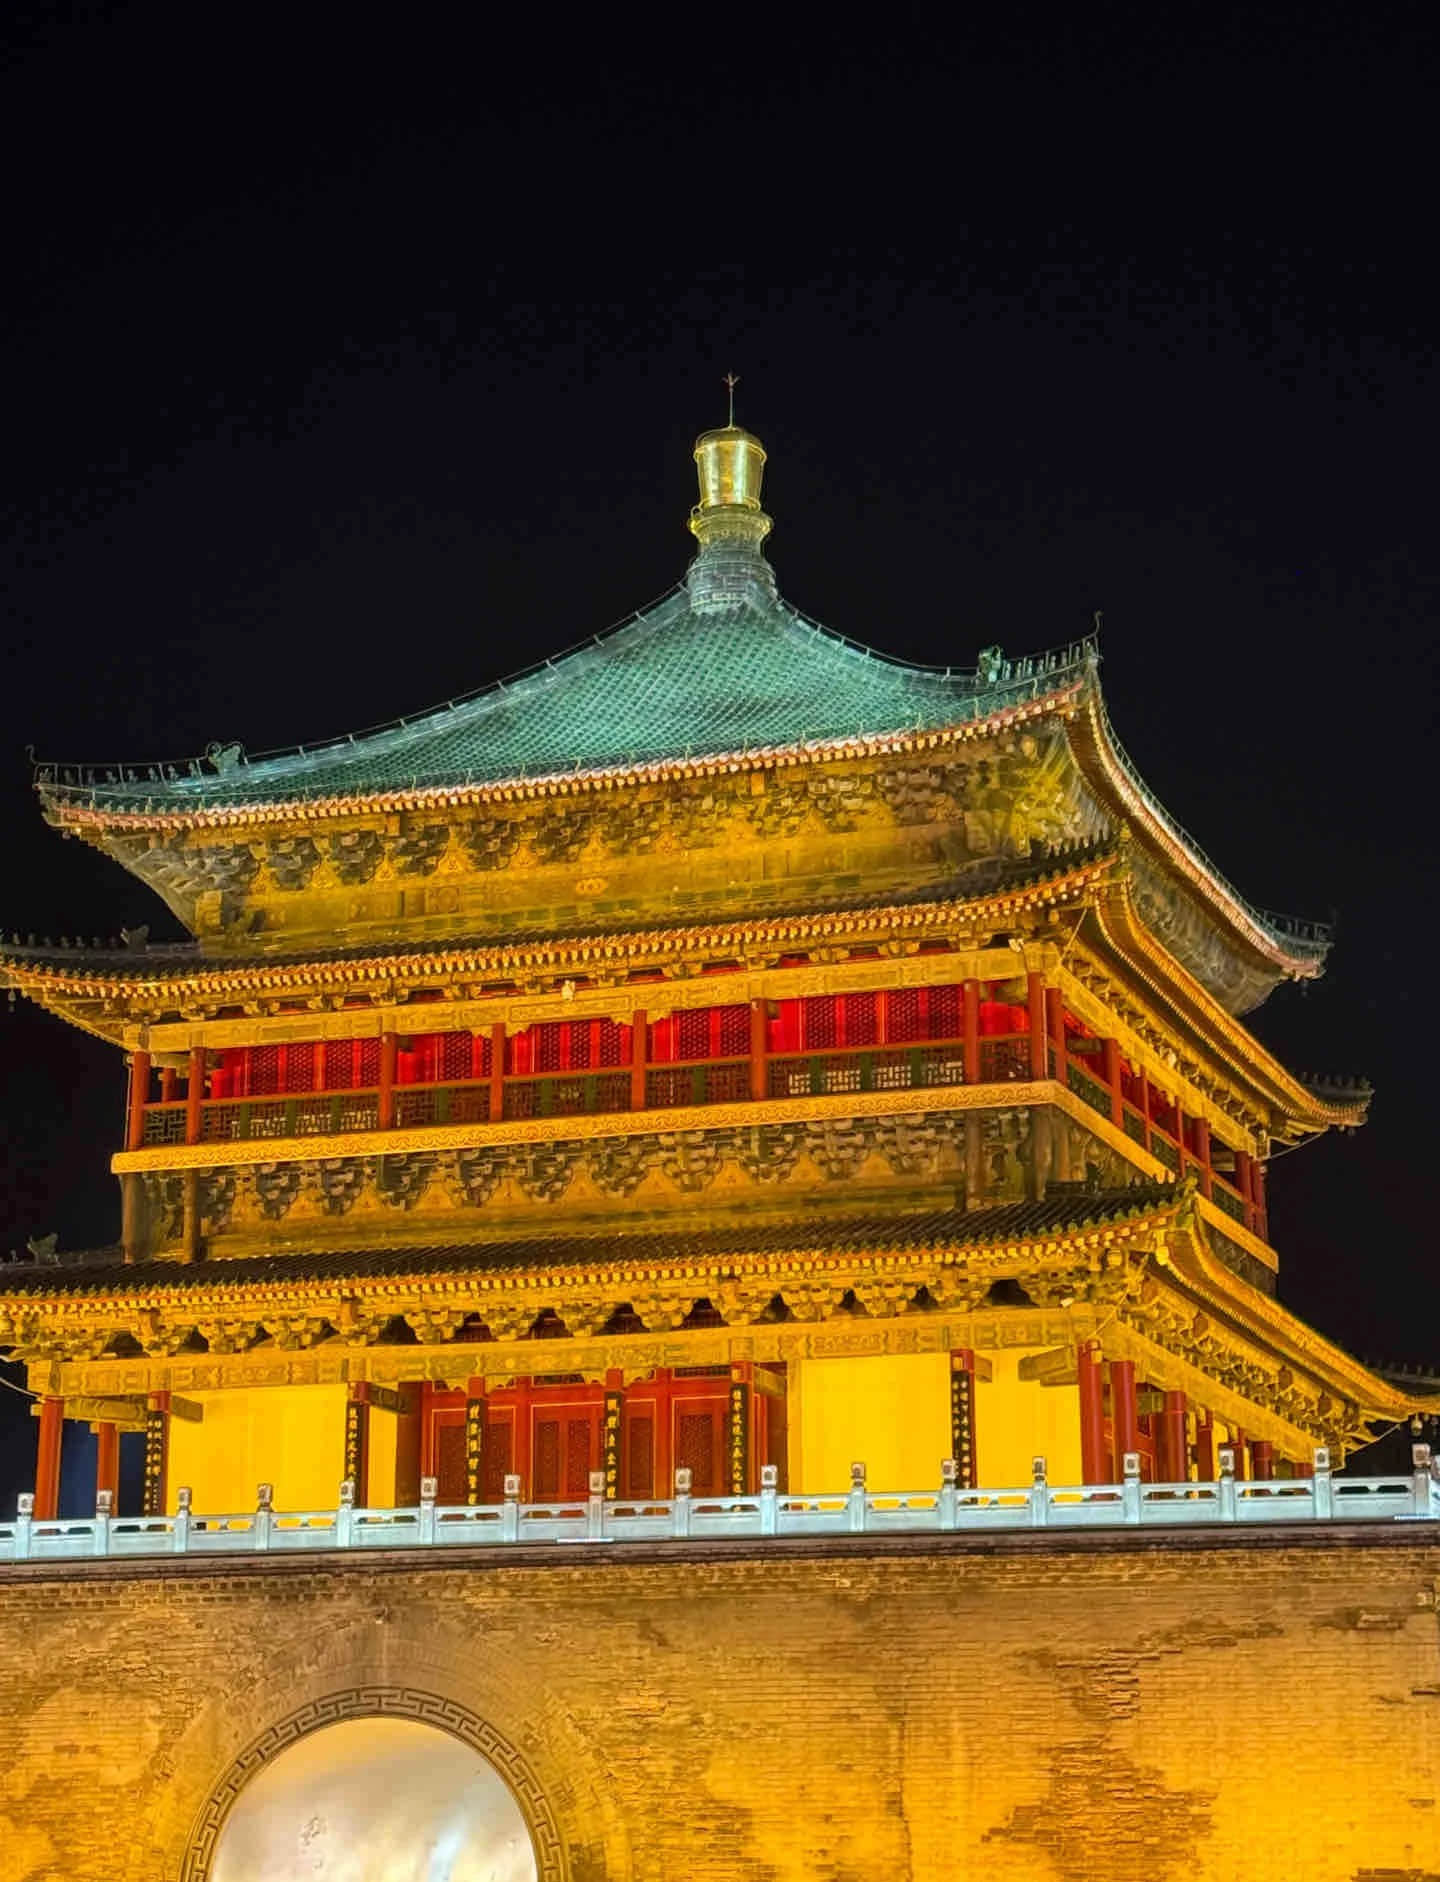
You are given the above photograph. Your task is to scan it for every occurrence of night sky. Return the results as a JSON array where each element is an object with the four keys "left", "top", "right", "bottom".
[{"left": 1, "top": 4, "right": 1435, "bottom": 1506}]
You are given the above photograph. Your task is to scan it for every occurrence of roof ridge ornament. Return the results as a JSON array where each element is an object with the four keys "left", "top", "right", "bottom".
[{"left": 686, "top": 376, "right": 777, "bottom": 612}]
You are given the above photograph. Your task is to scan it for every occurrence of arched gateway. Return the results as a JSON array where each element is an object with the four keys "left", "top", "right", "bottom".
[{"left": 187, "top": 1695, "right": 549, "bottom": 1882}]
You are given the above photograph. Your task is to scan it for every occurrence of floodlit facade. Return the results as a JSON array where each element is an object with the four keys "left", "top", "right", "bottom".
[{"left": 1, "top": 419, "right": 1435, "bottom": 1881}]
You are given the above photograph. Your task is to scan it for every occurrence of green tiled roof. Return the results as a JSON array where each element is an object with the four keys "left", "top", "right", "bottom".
[{"left": 35, "top": 577, "right": 1091, "bottom": 813}]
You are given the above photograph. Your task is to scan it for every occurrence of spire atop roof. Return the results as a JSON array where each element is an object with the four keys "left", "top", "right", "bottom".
[{"left": 686, "top": 381, "right": 776, "bottom": 611}]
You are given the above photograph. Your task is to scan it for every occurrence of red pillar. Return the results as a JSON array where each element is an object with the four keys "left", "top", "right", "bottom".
[
  {"left": 1044, "top": 987, "right": 1066, "bottom": 1080},
  {"left": 1110, "top": 1360, "right": 1139, "bottom": 1478},
  {"left": 1193, "top": 1117, "right": 1213, "bottom": 1198},
  {"left": 1026, "top": 971, "right": 1048, "bottom": 1079},
  {"left": 160, "top": 1066, "right": 178, "bottom": 1104},
  {"left": 1102, "top": 1036, "right": 1123, "bottom": 1127},
  {"left": 1079, "top": 1342, "right": 1108, "bottom": 1484},
  {"left": 631, "top": 1008, "right": 650, "bottom": 1109},
  {"left": 1230, "top": 1426, "right": 1249, "bottom": 1480},
  {"left": 418, "top": 1382, "right": 438, "bottom": 1482},
  {"left": 1136, "top": 1070, "right": 1153, "bottom": 1152},
  {"left": 1235, "top": 1149, "right": 1255, "bottom": 1230},
  {"left": 488, "top": 1022, "right": 506, "bottom": 1122},
  {"left": 185, "top": 1045, "right": 205, "bottom": 1146},
  {"left": 378, "top": 1030, "right": 397, "bottom": 1129},
  {"left": 748, "top": 998, "right": 768, "bottom": 1101},
  {"left": 95, "top": 1421, "right": 120, "bottom": 1506},
  {"left": 1158, "top": 1390, "right": 1188, "bottom": 1483},
  {"left": 962, "top": 980, "right": 981, "bottom": 1085},
  {"left": 34, "top": 1396, "right": 64, "bottom": 1519},
  {"left": 126, "top": 1049, "right": 151, "bottom": 1152},
  {"left": 511, "top": 1376, "right": 532, "bottom": 1497},
  {"left": 653, "top": 1368, "right": 674, "bottom": 1495},
  {"left": 1253, "top": 1160, "right": 1269, "bottom": 1240},
  {"left": 1195, "top": 1413, "right": 1216, "bottom": 1480},
  {"left": 1250, "top": 1440, "right": 1275, "bottom": 1481}
]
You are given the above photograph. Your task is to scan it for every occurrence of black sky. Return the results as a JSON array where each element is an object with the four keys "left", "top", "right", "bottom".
[{"left": 1, "top": 2, "right": 1436, "bottom": 1500}]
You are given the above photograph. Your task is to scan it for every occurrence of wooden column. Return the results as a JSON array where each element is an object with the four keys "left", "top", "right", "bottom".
[
  {"left": 160, "top": 1066, "right": 178, "bottom": 1103},
  {"left": 143, "top": 1392, "right": 170, "bottom": 1515},
  {"left": 345, "top": 1383, "right": 371, "bottom": 1502},
  {"left": 488, "top": 1022, "right": 506, "bottom": 1122},
  {"left": 125, "top": 1049, "right": 151, "bottom": 1151},
  {"left": 1250, "top": 1439, "right": 1275, "bottom": 1481},
  {"left": 120, "top": 1172, "right": 145, "bottom": 1265},
  {"left": 378, "top": 1030, "right": 398, "bottom": 1130},
  {"left": 1235, "top": 1149, "right": 1255, "bottom": 1231},
  {"left": 180, "top": 1171, "right": 200, "bottom": 1265},
  {"left": 185, "top": 1045, "right": 205, "bottom": 1145},
  {"left": 962, "top": 980, "right": 981, "bottom": 1085},
  {"left": 1158, "top": 1390, "right": 1188, "bottom": 1483},
  {"left": 1230, "top": 1425, "right": 1249, "bottom": 1480},
  {"left": 1026, "top": 971, "right": 1048, "bottom": 1079},
  {"left": 464, "top": 1378, "right": 487, "bottom": 1504},
  {"left": 1253, "top": 1160, "right": 1269, "bottom": 1240},
  {"left": 1195, "top": 1412, "right": 1216, "bottom": 1480},
  {"left": 1044, "top": 987, "right": 1066, "bottom": 1076},
  {"left": 949, "top": 1350, "right": 977, "bottom": 1489},
  {"left": 1193, "top": 1117, "right": 1213, "bottom": 1198},
  {"left": 511, "top": 1376, "right": 533, "bottom": 1498},
  {"left": 418, "top": 1382, "right": 438, "bottom": 1482},
  {"left": 34, "top": 1396, "right": 64, "bottom": 1520},
  {"left": 632, "top": 1009, "right": 650, "bottom": 1110},
  {"left": 1109, "top": 1360, "right": 1139, "bottom": 1478},
  {"left": 1136, "top": 1070, "right": 1153, "bottom": 1152},
  {"left": 748, "top": 999, "right": 768, "bottom": 1101},
  {"left": 1078, "top": 1342, "right": 1108, "bottom": 1484},
  {"left": 95, "top": 1421, "right": 120, "bottom": 1506},
  {"left": 653, "top": 1368, "right": 674, "bottom": 1496},
  {"left": 1102, "top": 1036, "right": 1123, "bottom": 1126}
]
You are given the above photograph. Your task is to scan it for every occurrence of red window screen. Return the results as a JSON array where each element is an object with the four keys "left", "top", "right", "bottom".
[{"left": 282, "top": 1043, "right": 315, "bottom": 1092}]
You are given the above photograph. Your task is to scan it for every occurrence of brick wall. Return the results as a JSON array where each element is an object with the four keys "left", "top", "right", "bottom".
[{"left": 0, "top": 1528, "right": 1436, "bottom": 1881}]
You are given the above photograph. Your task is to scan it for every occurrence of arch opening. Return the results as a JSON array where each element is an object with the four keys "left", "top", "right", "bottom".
[{"left": 209, "top": 1715, "right": 539, "bottom": 1881}]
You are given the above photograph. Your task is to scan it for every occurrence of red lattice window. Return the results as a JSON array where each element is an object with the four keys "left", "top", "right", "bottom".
[
  {"left": 888, "top": 989, "right": 923, "bottom": 1043},
  {"left": 676, "top": 1009, "right": 710, "bottom": 1061},
  {"left": 625, "top": 1415, "right": 654, "bottom": 1499},
  {"left": 249, "top": 1045, "right": 281, "bottom": 1095},
  {"left": 439, "top": 1031, "right": 474, "bottom": 1081},
  {"left": 677, "top": 1412, "right": 718, "bottom": 1496},
  {"left": 929, "top": 984, "right": 961, "bottom": 1041},
  {"left": 533, "top": 1419, "right": 561, "bottom": 1498},
  {"left": 356, "top": 1038, "right": 381, "bottom": 1088},
  {"left": 841, "top": 993, "right": 879, "bottom": 1046},
  {"left": 282, "top": 1043, "right": 315, "bottom": 1092},
  {"left": 435, "top": 1420, "right": 467, "bottom": 1503},
  {"left": 801, "top": 995, "right": 838, "bottom": 1050},
  {"left": 565, "top": 1419, "right": 593, "bottom": 1496},
  {"left": 483, "top": 1419, "right": 512, "bottom": 1500}
]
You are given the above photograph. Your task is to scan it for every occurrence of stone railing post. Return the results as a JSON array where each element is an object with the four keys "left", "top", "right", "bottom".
[
  {"left": 336, "top": 1479, "right": 356, "bottom": 1548},
  {"left": 759, "top": 1463, "right": 779, "bottom": 1536},
  {"left": 1029, "top": 1456, "right": 1050, "bottom": 1527},
  {"left": 1311, "top": 1447, "right": 1333, "bottom": 1519},
  {"left": 1412, "top": 1444, "right": 1435, "bottom": 1519},
  {"left": 14, "top": 1492, "right": 34, "bottom": 1561},
  {"left": 848, "top": 1461, "right": 867, "bottom": 1533},
  {"left": 587, "top": 1470, "right": 606, "bottom": 1541},
  {"left": 1217, "top": 1447, "right": 1237, "bottom": 1521},
  {"left": 1121, "top": 1452, "right": 1142, "bottom": 1524},
  {"left": 253, "top": 1482, "right": 273, "bottom": 1552},
  {"left": 173, "top": 1486, "right": 191, "bottom": 1553},
  {"left": 672, "top": 1467, "right": 693, "bottom": 1538},
  {"left": 93, "top": 1488, "right": 113, "bottom": 1558},
  {"left": 938, "top": 1458, "right": 958, "bottom": 1531},
  {"left": 418, "top": 1476, "right": 437, "bottom": 1545},
  {"left": 501, "top": 1473, "right": 521, "bottom": 1543}
]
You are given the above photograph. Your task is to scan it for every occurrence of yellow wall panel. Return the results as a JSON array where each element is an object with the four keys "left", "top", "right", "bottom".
[
  {"left": 167, "top": 1385, "right": 349, "bottom": 1515},
  {"left": 791, "top": 1352, "right": 950, "bottom": 1493},
  {"left": 974, "top": 1348, "right": 1083, "bottom": 1487}
]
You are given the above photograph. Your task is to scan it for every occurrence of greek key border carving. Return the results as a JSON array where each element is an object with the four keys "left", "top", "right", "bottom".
[{"left": 179, "top": 1685, "right": 566, "bottom": 1882}]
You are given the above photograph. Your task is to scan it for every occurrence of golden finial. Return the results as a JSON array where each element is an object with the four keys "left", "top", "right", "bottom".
[{"left": 689, "top": 374, "right": 771, "bottom": 553}]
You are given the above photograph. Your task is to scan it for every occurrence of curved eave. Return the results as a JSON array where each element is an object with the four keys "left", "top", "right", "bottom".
[
  {"left": 1172, "top": 1216, "right": 1419, "bottom": 1422},
  {"left": 38, "top": 679, "right": 1087, "bottom": 836},
  {"left": 1088, "top": 876, "right": 1367, "bottom": 1135},
  {"left": 0, "top": 852, "right": 1117, "bottom": 1032},
  {"left": 1067, "top": 671, "right": 1330, "bottom": 980}
]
